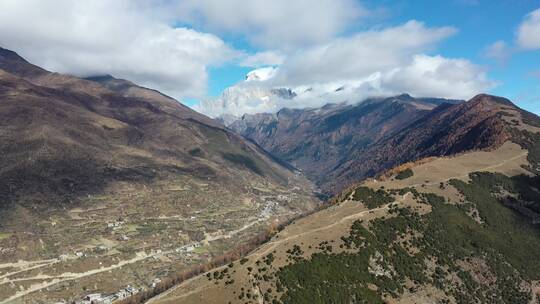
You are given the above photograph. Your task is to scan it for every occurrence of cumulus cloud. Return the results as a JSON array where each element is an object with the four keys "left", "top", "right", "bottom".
[
  {"left": 269, "top": 21, "right": 457, "bottom": 86},
  {"left": 517, "top": 8, "right": 540, "bottom": 50},
  {"left": 240, "top": 51, "right": 285, "bottom": 67},
  {"left": 0, "top": 0, "right": 238, "bottom": 99},
  {"left": 484, "top": 8, "right": 540, "bottom": 63},
  {"left": 196, "top": 21, "right": 495, "bottom": 117},
  {"left": 196, "top": 55, "right": 495, "bottom": 117},
  {"left": 378, "top": 54, "right": 495, "bottom": 98},
  {"left": 0, "top": 1, "right": 499, "bottom": 115},
  {"left": 175, "top": 0, "right": 365, "bottom": 49}
]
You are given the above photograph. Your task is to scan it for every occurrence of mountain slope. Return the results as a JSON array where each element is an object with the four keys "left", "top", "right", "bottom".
[
  {"left": 324, "top": 94, "right": 514, "bottom": 193},
  {"left": 0, "top": 47, "right": 317, "bottom": 303},
  {"left": 153, "top": 96, "right": 540, "bottom": 304},
  {"left": 0, "top": 47, "right": 313, "bottom": 207},
  {"left": 83, "top": 74, "right": 220, "bottom": 126},
  {"left": 229, "top": 94, "right": 463, "bottom": 195}
]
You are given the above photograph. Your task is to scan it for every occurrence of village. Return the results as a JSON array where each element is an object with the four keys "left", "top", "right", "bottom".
[
  {"left": 75, "top": 285, "right": 139, "bottom": 304},
  {"left": 0, "top": 193, "right": 295, "bottom": 304},
  {"left": 69, "top": 195, "right": 291, "bottom": 304}
]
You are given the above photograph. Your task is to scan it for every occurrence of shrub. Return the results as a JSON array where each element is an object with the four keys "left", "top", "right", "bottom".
[
  {"left": 395, "top": 168, "right": 414, "bottom": 180},
  {"left": 352, "top": 187, "right": 393, "bottom": 209}
]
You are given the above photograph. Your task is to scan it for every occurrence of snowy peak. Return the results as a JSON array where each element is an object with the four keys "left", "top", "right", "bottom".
[{"left": 245, "top": 67, "right": 278, "bottom": 82}]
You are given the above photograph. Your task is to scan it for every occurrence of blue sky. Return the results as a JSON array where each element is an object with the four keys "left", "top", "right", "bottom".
[
  {"left": 204, "top": 0, "right": 540, "bottom": 113},
  {"left": 370, "top": 0, "right": 540, "bottom": 112}
]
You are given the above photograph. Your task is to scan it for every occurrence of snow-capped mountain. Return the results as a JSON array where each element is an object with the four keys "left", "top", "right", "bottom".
[
  {"left": 245, "top": 67, "right": 278, "bottom": 82},
  {"left": 195, "top": 67, "right": 376, "bottom": 120}
]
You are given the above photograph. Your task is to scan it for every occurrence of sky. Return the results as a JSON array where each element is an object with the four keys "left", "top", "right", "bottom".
[{"left": 0, "top": 0, "right": 539, "bottom": 116}]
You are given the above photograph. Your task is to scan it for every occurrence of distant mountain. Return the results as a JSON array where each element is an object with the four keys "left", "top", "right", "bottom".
[
  {"left": 228, "top": 94, "right": 464, "bottom": 195},
  {"left": 196, "top": 66, "right": 389, "bottom": 118},
  {"left": 323, "top": 94, "right": 517, "bottom": 193}
]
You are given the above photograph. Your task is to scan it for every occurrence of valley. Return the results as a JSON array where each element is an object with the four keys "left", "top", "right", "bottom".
[
  {"left": 1, "top": 2, "right": 540, "bottom": 304},
  {"left": 153, "top": 116, "right": 540, "bottom": 303},
  {"left": 226, "top": 94, "right": 511, "bottom": 196},
  {"left": 1, "top": 47, "right": 539, "bottom": 304},
  {"left": 0, "top": 178, "right": 312, "bottom": 303},
  {"left": 0, "top": 48, "right": 318, "bottom": 303}
]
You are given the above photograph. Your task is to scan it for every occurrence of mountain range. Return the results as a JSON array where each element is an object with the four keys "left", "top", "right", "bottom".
[
  {"left": 154, "top": 94, "right": 540, "bottom": 304},
  {"left": 227, "top": 94, "right": 519, "bottom": 196},
  {"left": 1, "top": 45, "right": 540, "bottom": 304},
  {"left": 0, "top": 47, "right": 315, "bottom": 209},
  {"left": 0, "top": 47, "right": 316, "bottom": 303}
]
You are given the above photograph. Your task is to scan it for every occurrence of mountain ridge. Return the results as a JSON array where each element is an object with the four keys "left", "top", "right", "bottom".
[
  {"left": 0, "top": 47, "right": 318, "bottom": 303},
  {"left": 228, "top": 94, "right": 476, "bottom": 195},
  {"left": 0, "top": 47, "right": 316, "bottom": 208},
  {"left": 152, "top": 94, "right": 540, "bottom": 304},
  {"left": 324, "top": 94, "right": 514, "bottom": 193}
]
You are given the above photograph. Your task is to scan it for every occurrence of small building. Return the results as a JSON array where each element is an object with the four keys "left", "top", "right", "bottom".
[
  {"left": 151, "top": 277, "right": 162, "bottom": 288},
  {"left": 125, "top": 285, "right": 139, "bottom": 295},
  {"left": 82, "top": 293, "right": 102, "bottom": 303},
  {"left": 100, "top": 295, "right": 116, "bottom": 304},
  {"left": 115, "top": 289, "right": 129, "bottom": 300}
]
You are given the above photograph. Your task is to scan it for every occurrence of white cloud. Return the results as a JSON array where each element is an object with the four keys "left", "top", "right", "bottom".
[
  {"left": 484, "top": 40, "right": 511, "bottom": 63},
  {"left": 269, "top": 21, "right": 457, "bottom": 86},
  {"left": 0, "top": 1, "right": 498, "bottom": 115},
  {"left": 196, "top": 21, "right": 495, "bottom": 117},
  {"left": 175, "top": 0, "right": 365, "bottom": 49},
  {"left": 517, "top": 8, "right": 540, "bottom": 50},
  {"left": 379, "top": 54, "right": 495, "bottom": 98},
  {"left": 240, "top": 51, "right": 285, "bottom": 67},
  {"left": 484, "top": 8, "right": 540, "bottom": 63},
  {"left": 0, "top": 0, "right": 238, "bottom": 99}
]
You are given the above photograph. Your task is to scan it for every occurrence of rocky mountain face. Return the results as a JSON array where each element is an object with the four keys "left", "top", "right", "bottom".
[{"left": 228, "top": 94, "right": 467, "bottom": 195}]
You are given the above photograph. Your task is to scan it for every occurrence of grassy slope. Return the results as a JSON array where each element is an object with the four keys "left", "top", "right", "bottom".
[
  {"left": 275, "top": 172, "right": 540, "bottom": 304},
  {"left": 269, "top": 122, "right": 540, "bottom": 304},
  {"left": 153, "top": 103, "right": 540, "bottom": 304}
]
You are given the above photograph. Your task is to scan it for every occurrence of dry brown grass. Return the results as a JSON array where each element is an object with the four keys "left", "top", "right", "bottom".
[{"left": 152, "top": 139, "right": 534, "bottom": 304}]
